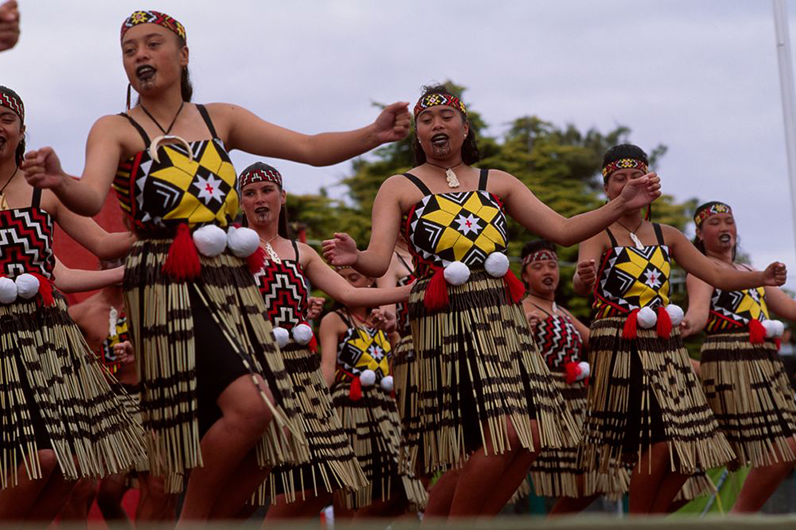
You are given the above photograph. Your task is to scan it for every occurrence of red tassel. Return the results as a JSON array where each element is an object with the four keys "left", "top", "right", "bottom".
[
  {"left": 162, "top": 224, "right": 201, "bottom": 280},
  {"left": 349, "top": 376, "right": 362, "bottom": 401},
  {"left": 622, "top": 309, "right": 640, "bottom": 340},
  {"left": 749, "top": 319, "right": 766, "bottom": 344},
  {"left": 775, "top": 338, "right": 782, "bottom": 351},
  {"left": 583, "top": 376, "right": 590, "bottom": 387},
  {"left": 424, "top": 267, "right": 449, "bottom": 311},
  {"left": 504, "top": 270, "right": 526, "bottom": 304},
  {"left": 31, "top": 273, "right": 55, "bottom": 307},
  {"left": 564, "top": 361, "right": 581, "bottom": 385},
  {"left": 247, "top": 246, "right": 267, "bottom": 274},
  {"left": 656, "top": 306, "right": 672, "bottom": 339}
]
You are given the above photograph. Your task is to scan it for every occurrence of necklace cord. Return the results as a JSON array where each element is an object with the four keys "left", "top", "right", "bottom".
[{"left": 140, "top": 101, "right": 185, "bottom": 135}]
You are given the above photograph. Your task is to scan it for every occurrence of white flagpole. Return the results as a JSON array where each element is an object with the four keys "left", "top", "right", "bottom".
[{"left": 774, "top": 0, "right": 796, "bottom": 261}]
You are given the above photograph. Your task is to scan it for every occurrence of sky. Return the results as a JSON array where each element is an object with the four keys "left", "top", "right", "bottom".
[{"left": 3, "top": 0, "right": 796, "bottom": 287}]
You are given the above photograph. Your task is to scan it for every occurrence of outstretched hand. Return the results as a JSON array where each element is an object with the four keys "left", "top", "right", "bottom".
[
  {"left": 21, "top": 147, "right": 67, "bottom": 190},
  {"left": 372, "top": 102, "right": 411, "bottom": 144},
  {"left": 576, "top": 259, "right": 597, "bottom": 290},
  {"left": 371, "top": 308, "right": 397, "bottom": 334},
  {"left": 763, "top": 261, "right": 787, "bottom": 287},
  {"left": 0, "top": 1, "right": 20, "bottom": 52},
  {"left": 322, "top": 233, "right": 359, "bottom": 267},
  {"left": 620, "top": 172, "right": 661, "bottom": 211},
  {"left": 306, "top": 297, "right": 325, "bottom": 320},
  {"left": 113, "top": 340, "right": 135, "bottom": 365}
]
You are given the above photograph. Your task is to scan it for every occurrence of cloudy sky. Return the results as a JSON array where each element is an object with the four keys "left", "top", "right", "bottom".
[{"left": 3, "top": 0, "right": 796, "bottom": 286}]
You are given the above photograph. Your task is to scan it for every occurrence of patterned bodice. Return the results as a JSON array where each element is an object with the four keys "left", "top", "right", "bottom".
[
  {"left": 99, "top": 311, "right": 130, "bottom": 374},
  {"left": 113, "top": 104, "right": 239, "bottom": 231},
  {"left": 593, "top": 224, "right": 671, "bottom": 319},
  {"left": 706, "top": 285, "right": 769, "bottom": 334},
  {"left": 403, "top": 170, "right": 509, "bottom": 280},
  {"left": 253, "top": 242, "right": 309, "bottom": 330},
  {"left": 336, "top": 312, "right": 393, "bottom": 380},
  {"left": 534, "top": 311, "right": 583, "bottom": 371},
  {"left": 0, "top": 190, "right": 54, "bottom": 279}
]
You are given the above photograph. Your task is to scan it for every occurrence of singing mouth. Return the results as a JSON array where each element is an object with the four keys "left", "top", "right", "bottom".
[
  {"left": 431, "top": 133, "right": 449, "bottom": 146},
  {"left": 136, "top": 65, "right": 156, "bottom": 81},
  {"left": 254, "top": 207, "right": 269, "bottom": 215},
  {"left": 719, "top": 234, "right": 732, "bottom": 243},
  {"left": 542, "top": 277, "right": 555, "bottom": 286}
]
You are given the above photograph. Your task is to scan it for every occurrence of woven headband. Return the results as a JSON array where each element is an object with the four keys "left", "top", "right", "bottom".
[
  {"left": 121, "top": 10, "right": 186, "bottom": 41},
  {"left": 413, "top": 93, "right": 467, "bottom": 119},
  {"left": 522, "top": 249, "right": 557, "bottom": 267},
  {"left": 0, "top": 87, "right": 24, "bottom": 125},
  {"left": 602, "top": 158, "right": 648, "bottom": 179},
  {"left": 239, "top": 165, "right": 283, "bottom": 189},
  {"left": 694, "top": 202, "right": 732, "bottom": 228}
]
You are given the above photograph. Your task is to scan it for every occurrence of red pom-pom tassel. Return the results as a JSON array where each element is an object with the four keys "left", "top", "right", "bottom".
[
  {"left": 162, "top": 224, "right": 201, "bottom": 280},
  {"left": 349, "top": 376, "right": 362, "bottom": 401},
  {"left": 564, "top": 361, "right": 581, "bottom": 385},
  {"left": 504, "top": 270, "right": 526, "bottom": 304},
  {"left": 656, "top": 306, "right": 672, "bottom": 339},
  {"left": 622, "top": 309, "right": 640, "bottom": 340},
  {"left": 31, "top": 273, "right": 55, "bottom": 307},
  {"left": 775, "top": 338, "right": 782, "bottom": 351},
  {"left": 749, "top": 319, "right": 766, "bottom": 344},
  {"left": 308, "top": 333, "right": 318, "bottom": 353},
  {"left": 247, "top": 246, "right": 267, "bottom": 274},
  {"left": 424, "top": 267, "right": 449, "bottom": 311}
]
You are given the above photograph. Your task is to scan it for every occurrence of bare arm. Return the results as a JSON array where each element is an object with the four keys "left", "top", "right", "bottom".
[
  {"left": 764, "top": 285, "right": 796, "bottom": 321},
  {"left": 573, "top": 234, "right": 608, "bottom": 297},
  {"left": 319, "top": 313, "right": 343, "bottom": 388},
  {"left": 665, "top": 226, "right": 786, "bottom": 290},
  {"left": 680, "top": 273, "right": 714, "bottom": 337},
  {"left": 222, "top": 102, "right": 411, "bottom": 166},
  {"left": 501, "top": 170, "right": 661, "bottom": 247},
  {"left": 52, "top": 259, "right": 124, "bottom": 293},
  {"left": 52, "top": 202, "right": 134, "bottom": 260},
  {"left": 376, "top": 253, "right": 401, "bottom": 325}
]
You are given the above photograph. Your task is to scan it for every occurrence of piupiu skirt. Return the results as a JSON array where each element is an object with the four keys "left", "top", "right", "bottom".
[
  {"left": 0, "top": 294, "right": 146, "bottom": 489},
  {"left": 331, "top": 381, "right": 427, "bottom": 510},
  {"left": 701, "top": 331, "right": 796, "bottom": 468},
  {"left": 579, "top": 317, "right": 734, "bottom": 495},
  {"left": 123, "top": 239, "right": 308, "bottom": 493},
  {"left": 407, "top": 270, "right": 580, "bottom": 475}
]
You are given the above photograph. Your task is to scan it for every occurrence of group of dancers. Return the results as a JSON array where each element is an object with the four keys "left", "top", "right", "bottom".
[{"left": 1, "top": 6, "right": 796, "bottom": 525}]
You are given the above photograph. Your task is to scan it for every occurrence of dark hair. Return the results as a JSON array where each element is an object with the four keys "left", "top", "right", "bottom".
[
  {"left": 602, "top": 143, "right": 649, "bottom": 183},
  {"left": 692, "top": 201, "right": 737, "bottom": 260},
  {"left": 15, "top": 134, "right": 25, "bottom": 167},
  {"left": 239, "top": 162, "right": 291, "bottom": 239},
  {"left": 413, "top": 84, "right": 479, "bottom": 166},
  {"left": 0, "top": 86, "right": 25, "bottom": 165},
  {"left": 177, "top": 35, "right": 193, "bottom": 102},
  {"left": 521, "top": 239, "right": 557, "bottom": 261}
]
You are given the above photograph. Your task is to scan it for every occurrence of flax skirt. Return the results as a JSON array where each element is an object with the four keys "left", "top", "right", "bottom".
[
  {"left": 701, "top": 331, "right": 796, "bottom": 469},
  {"left": 579, "top": 317, "right": 734, "bottom": 496},
  {"left": 407, "top": 270, "right": 580, "bottom": 475},
  {"left": 123, "top": 239, "right": 308, "bottom": 493},
  {"left": 0, "top": 294, "right": 146, "bottom": 489}
]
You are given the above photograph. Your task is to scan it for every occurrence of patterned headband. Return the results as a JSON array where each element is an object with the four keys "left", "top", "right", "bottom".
[
  {"left": 0, "top": 86, "right": 24, "bottom": 125},
  {"left": 413, "top": 93, "right": 467, "bottom": 119},
  {"left": 522, "top": 249, "right": 558, "bottom": 267},
  {"left": 602, "top": 158, "right": 648, "bottom": 179},
  {"left": 239, "top": 164, "right": 283, "bottom": 189},
  {"left": 694, "top": 202, "right": 733, "bottom": 228},
  {"left": 121, "top": 10, "right": 186, "bottom": 42}
]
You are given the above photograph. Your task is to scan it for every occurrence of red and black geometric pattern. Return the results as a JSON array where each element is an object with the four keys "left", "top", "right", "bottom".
[
  {"left": 601, "top": 158, "right": 648, "bottom": 179},
  {"left": 706, "top": 287, "right": 769, "bottom": 333},
  {"left": 534, "top": 314, "right": 583, "bottom": 370},
  {"left": 254, "top": 258, "right": 309, "bottom": 329},
  {"left": 0, "top": 88, "right": 24, "bottom": 123},
  {"left": 413, "top": 93, "right": 467, "bottom": 118},
  {"left": 121, "top": 10, "right": 186, "bottom": 41},
  {"left": 0, "top": 207, "right": 54, "bottom": 278}
]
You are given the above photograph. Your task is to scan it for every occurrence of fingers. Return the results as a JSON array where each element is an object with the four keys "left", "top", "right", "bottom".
[{"left": 383, "top": 101, "right": 410, "bottom": 114}]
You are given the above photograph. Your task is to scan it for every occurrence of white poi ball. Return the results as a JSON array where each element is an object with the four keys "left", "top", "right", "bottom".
[
  {"left": 484, "top": 252, "right": 510, "bottom": 278},
  {"left": 666, "top": 304, "right": 684, "bottom": 327},
  {"left": 292, "top": 323, "right": 313, "bottom": 345},
  {"left": 380, "top": 375, "right": 394, "bottom": 392},
  {"left": 773, "top": 320, "right": 785, "bottom": 337},
  {"left": 0, "top": 277, "right": 17, "bottom": 304},
  {"left": 577, "top": 361, "right": 590, "bottom": 380},
  {"left": 227, "top": 226, "right": 260, "bottom": 258},
  {"left": 14, "top": 273, "right": 40, "bottom": 299},
  {"left": 763, "top": 319, "right": 778, "bottom": 339},
  {"left": 193, "top": 224, "right": 228, "bottom": 257},
  {"left": 272, "top": 326, "right": 290, "bottom": 348},
  {"left": 637, "top": 306, "right": 658, "bottom": 329},
  {"left": 443, "top": 261, "right": 470, "bottom": 286},
  {"left": 360, "top": 369, "right": 376, "bottom": 387}
]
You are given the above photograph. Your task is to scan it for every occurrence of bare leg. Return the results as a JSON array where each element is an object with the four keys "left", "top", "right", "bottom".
[
  {"left": 550, "top": 473, "right": 599, "bottom": 516},
  {"left": 264, "top": 491, "right": 333, "bottom": 522},
  {"left": 178, "top": 375, "right": 275, "bottom": 523},
  {"left": 96, "top": 472, "right": 131, "bottom": 527},
  {"left": 137, "top": 472, "right": 178, "bottom": 523},
  {"left": 353, "top": 494, "right": 408, "bottom": 520},
  {"left": 0, "top": 449, "right": 60, "bottom": 521},
  {"left": 628, "top": 441, "right": 679, "bottom": 514},
  {"left": 649, "top": 470, "right": 688, "bottom": 513},
  {"left": 207, "top": 450, "right": 271, "bottom": 520},
  {"left": 423, "top": 469, "right": 461, "bottom": 520},
  {"left": 58, "top": 478, "right": 97, "bottom": 522},
  {"left": 732, "top": 437, "right": 796, "bottom": 513},
  {"left": 25, "top": 469, "right": 78, "bottom": 524}
]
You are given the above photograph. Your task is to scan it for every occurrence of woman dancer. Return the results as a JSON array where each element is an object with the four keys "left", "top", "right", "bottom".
[
  {"left": 681, "top": 201, "right": 796, "bottom": 513},
  {"left": 22, "top": 10, "right": 411, "bottom": 522},
  {"left": 323, "top": 85, "right": 661, "bottom": 517},
  {"left": 0, "top": 86, "right": 144, "bottom": 523},
  {"left": 320, "top": 265, "right": 425, "bottom": 518},
  {"left": 573, "top": 144, "right": 786, "bottom": 514}
]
